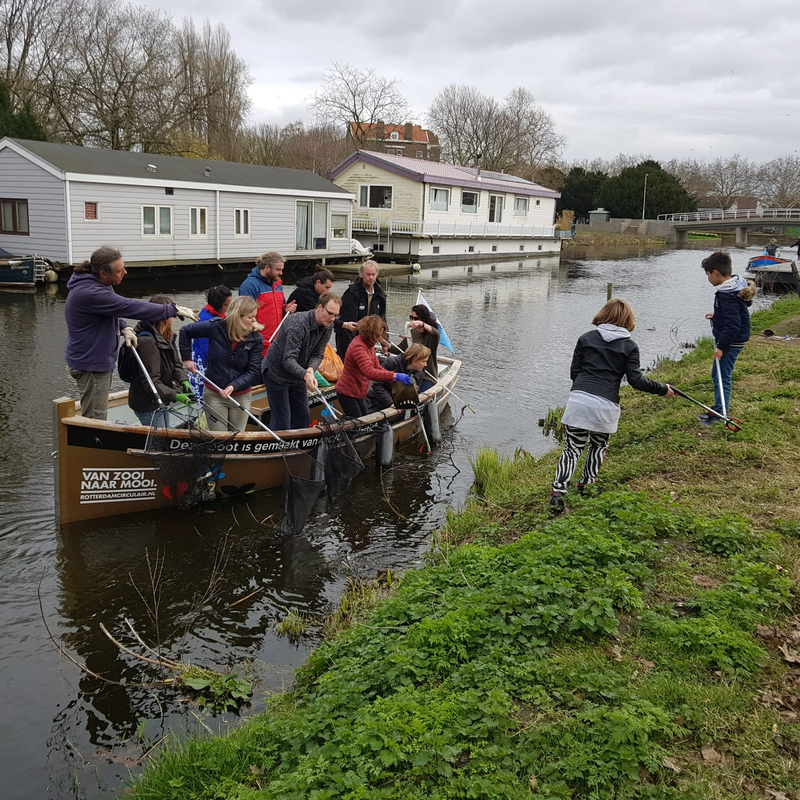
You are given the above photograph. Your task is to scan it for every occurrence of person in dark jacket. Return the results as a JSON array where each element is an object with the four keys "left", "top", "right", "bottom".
[
  {"left": 180, "top": 296, "right": 263, "bottom": 432},
  {"left": 699, "top": 251, "right": 757, "bottom": 425},
  {"left": 335, "top": 261, "right": 387, "bottom": 357},
  {"left": 286, "top": 268, "right": 334, "bottom": 312},
  {"left": 549, "top": 298, "right": 676, "bottom": 513},
  {"left": 367, "top": 344, "right": 430, "bottom": 413},
  {"left": 764, "top": 239, "right": 779, "bottom": 257},
  {"left": 128, "top": 295, "right": 192, "bottom": 426},
  {"left": 261, "top": 292, "right": 340, "bottom": 430},
  {"left": 64, "top": 245, "right": 198, "bottom": 420},
  {"left": 399, "top": 304, "right": 440, "bottom": 390},
  {"left": 190, "top": 285, "right": 232, "bottom": 401}
]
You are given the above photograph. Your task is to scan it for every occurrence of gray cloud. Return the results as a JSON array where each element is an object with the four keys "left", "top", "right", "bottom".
[{"left": 131, "top": 0, "right": 800, "bottom": 163}]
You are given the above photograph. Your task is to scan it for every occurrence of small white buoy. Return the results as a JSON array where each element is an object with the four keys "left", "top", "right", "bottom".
[
  {"left": 44, "top": 269, "right": 59, "bottom": 283},
  {"left": 412, "top": 262, "right": 421, "bottom": 272}
]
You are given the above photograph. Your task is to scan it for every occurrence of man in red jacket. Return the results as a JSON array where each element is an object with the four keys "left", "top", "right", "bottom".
[{"left": 238, "top": 251, "right": 297, "bottom": 356}]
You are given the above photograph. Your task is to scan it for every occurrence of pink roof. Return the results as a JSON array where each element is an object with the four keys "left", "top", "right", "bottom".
[{"left": 330, "top": 150, "right": 560, "bottom": 198}]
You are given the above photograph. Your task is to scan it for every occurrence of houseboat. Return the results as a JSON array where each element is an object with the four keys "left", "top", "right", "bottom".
[
  {"left": 329, "top": 150, "right": 563, "bottom": 263},
  {"left": 0, "top": 137, "right": 357, "bottom": 276}
]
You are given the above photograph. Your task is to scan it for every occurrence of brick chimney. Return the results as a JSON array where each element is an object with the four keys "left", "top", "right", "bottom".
[
  {"left": 376, "top": 120, "right": 385, "bottom": 141},
  {"left": 404, "top": 122, "right": 413, "bottom": 142}
]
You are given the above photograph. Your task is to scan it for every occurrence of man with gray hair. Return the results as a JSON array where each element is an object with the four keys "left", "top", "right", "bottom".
[
  {"left": 335, "top": 260, "right": 386, "bottom": 356},
  {"left": 64, "top": 245, "right": 198, "bottom": 420}
]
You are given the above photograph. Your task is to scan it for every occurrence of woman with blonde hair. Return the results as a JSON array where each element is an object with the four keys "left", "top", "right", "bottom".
[
  {"left": 335, "top": 315, "right": 413, "bottom": 418},
  {"left": 549, "top": 298, "right": 676, "bottom": 513},
  {"left": 179, "top": 296, "right": 264, "bottom": 431},
  {"left": 128, "top": 295, "right": 192, "bottom": 426}
]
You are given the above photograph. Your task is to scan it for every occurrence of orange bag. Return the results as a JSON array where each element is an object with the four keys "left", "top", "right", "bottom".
[{"left": 319, "top": 343, "right": 343, "bottom": 382}]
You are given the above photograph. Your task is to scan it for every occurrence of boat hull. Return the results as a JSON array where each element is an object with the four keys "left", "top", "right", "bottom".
[
  {"left": 53, "top": 361, "right": 461, "bottom": 524},
  {"left": 0, "top": 259, "right": 36, "bottom": 286},
  {"left": 746, "top": 259, "right": 800, "bottom": 292}
]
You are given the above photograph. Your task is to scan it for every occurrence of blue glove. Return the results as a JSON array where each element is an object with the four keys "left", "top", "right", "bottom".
[{"left": 395, "top": 373, "right": 413, "bottom": 386}]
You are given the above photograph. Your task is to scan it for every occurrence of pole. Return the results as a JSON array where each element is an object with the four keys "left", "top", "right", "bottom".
[
  {"left": 268, "top": 311, "right": 290, "bottom": 344},
  {"left": 607, "top": 282, "right": 613, "bottom": 301},
  {"left": 642, "top": 173, "right": 649, "bottom": 221}
]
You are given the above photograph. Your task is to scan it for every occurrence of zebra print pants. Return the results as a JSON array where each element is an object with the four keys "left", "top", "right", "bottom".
[{"left": 551, "top": 425, "right": 611, "bottom": 495}]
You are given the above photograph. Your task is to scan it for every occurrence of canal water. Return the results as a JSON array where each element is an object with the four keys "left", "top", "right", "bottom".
[{"left": 0, "top": 245, "right": 772, "bottom": 799}]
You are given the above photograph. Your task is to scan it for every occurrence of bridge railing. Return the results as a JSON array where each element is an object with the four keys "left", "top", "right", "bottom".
[{"left": 658, "top": 209, "right": 800, "bottom": 223}]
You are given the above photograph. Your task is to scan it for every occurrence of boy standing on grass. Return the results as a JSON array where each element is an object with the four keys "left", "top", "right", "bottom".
[{"left": 699, "top": 252, "right": 756, "bottom": 425}]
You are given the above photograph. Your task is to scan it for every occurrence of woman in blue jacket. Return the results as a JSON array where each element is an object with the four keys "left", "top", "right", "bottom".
[
  {"left": 179, "top": 296, "right": 263, "bottom": 432},
  {"left": 189, "top": 285, "right": 232, "bottom": 401}
]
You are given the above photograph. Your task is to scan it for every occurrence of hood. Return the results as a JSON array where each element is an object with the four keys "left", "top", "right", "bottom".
[
  {"left": 596, "top": 323, "right": 631, "bottom": 342},
  {"left": 717, "top": 274, "right": 748, "bottom": 294},
  {"left": 66, "top": 271, "right": 102, "bottom": 291},
  {"left": 134, "top": 319, "right": 173, "bottom": 347},
  {"left": 738, "top": 279, "right": 757, "bottom": 302},
  {"left": 294, "top": 275, "right": 314, "bottom": 289},
  {"left": 248, "top": 266, "right": 281, "bottom": 288}
]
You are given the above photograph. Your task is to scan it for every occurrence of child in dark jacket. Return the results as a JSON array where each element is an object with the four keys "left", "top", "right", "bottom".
[
  {"left": 550, "top": 299, "right": 675, "bottom": 513},
  {"left": 699, "top": 252, "right": 757, "bottom": 425}
]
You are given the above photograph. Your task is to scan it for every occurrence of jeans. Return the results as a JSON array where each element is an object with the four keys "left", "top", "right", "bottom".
[
  {"left": 711, "top": 346, "right": 743, "bottom": 415},
  {"left": 135, "top": 409, "right": 173, "bottom": 428},
  {"left": 264, "top": 374, "right": 310, "bottom": 431},
  {"left": 68, "top": 367, "right": 113, "bottom": 420},
  {"left": 338, "top": 393, "right": 368, "bottom": 418}
]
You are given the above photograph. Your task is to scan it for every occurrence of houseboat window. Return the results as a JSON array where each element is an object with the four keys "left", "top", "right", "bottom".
[
  {"left": 142, "top": 206, "right": 156, "bottom": 235},
  {"left": 461, "top": 191, "right": 478, "bottom": 213},
  {"left": 389, "top": 131, "right": 399, "bottom": 140},
  {"left": 359, "top": 185, "right": 393, "bottom": 210},
  {"left": 159, "top": 206, "right": 173, "bottom": 236},
  {"left": 489, "top": 195, "right": 504, "bottom": 223},
  {"left": 429, "top": 187, "right": 449, "bottom": 212},
  {"left": 0, "top": 199, "right": 30, "bottom": 235},
  {"left": 190, "top": 207, "right": 207, "bottom": 237},
  {"left": 514, "top": 197, "right": 529, "bottom": 217},
  {"left": 331, "top": 213, "right": 348, "bottom": 239},
  {"left": 84, "top": 202, "right": 98, "bottom": 221},
  {"left": 313, "top": 201, "right": 328, "bottom": 249},
  {"left": 234, "top": 208, "right": 250, "bottom": 237}
]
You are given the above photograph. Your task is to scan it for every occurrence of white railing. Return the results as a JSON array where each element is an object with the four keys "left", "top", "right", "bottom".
[
  {"left": 658, "top": 208, "right": 800, "bottom": 223},
  {"left": 388, "top": 220, "right": 556, "bottom": 238},
  {"left": 351, "top": 217, "right": 379, "bottom": 233}
]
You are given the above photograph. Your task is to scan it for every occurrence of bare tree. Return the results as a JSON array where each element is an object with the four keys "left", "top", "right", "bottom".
[
  {"left": 699, "top": 154, "right": 756, "bottom": 209},
  {"left": 280, "top": 120, "right": 352, "bottom": 176},
  {"left": 426, "top": 84, "right": 565, "bottom": 175},
  {"left": 757, "top": 156, "right": 800, "bottom": 208},
  {"left": 237, "top": 122, "right": 285, "bottom": 166},
  {"left": 309, "top": 62, "right": 410, "bottom": 146}
]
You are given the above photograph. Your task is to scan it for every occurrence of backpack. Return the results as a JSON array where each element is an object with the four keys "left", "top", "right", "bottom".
[{"left": 117, "top": 331, "right": 154, "bottom": 383}]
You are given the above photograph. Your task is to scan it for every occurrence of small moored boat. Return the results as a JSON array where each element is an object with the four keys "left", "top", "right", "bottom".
[
  {"left": 52, "top": 358, "right": 461, "bottom": 525},
  {"left": 746, "top": 255, "right": 800, "bottom": 292},
  {"left": 0, "top": 247, "right": 49, "bottom": 287}
]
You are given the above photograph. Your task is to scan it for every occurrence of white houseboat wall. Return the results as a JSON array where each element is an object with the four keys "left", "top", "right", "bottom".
[
  {"left": 329, "top": 150, "right": 563, "bottom": 263},
  {"left": 0, "top": 138, "right": 355, "bottom": 272}
]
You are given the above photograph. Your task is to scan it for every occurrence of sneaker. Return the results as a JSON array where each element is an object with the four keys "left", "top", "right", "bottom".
[
  {"left": 549, "top": 492, "right": 565, "bottom": 514},
  {"left": 697, "top": 413, "right": 718, "bottom": 426}
]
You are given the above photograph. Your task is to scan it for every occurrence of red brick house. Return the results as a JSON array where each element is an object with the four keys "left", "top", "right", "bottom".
[{"left": 349, "top": 121, "right": 440, "bottom": 161}]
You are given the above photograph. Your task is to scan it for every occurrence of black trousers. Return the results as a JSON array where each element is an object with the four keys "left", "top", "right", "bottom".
[{"left": 338, "top": 393, "right": 369, "bottom": 418}]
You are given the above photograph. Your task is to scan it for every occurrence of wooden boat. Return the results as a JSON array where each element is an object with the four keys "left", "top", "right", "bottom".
[
  {"left": 746, "top": 256, "right": 800, "bottom": 292},
  {"left": 0, "top": 248, "right": 48, "bottom": 287},
  {"left": 52, "top": 357, "right": 461, "bottom": 525}
]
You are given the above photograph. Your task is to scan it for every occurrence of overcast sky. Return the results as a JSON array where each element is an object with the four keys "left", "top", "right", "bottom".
[{"left": 134, "top": 0, "right": 800, "bottom": 164}]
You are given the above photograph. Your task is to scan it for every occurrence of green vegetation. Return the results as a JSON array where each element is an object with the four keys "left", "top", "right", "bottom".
[
  {"left": 178, "top": 665, "right": 252, "bottom": 714},
  {"left": 0, "top": 80, "right": 47, "bottom": 141},
  {"left": 130, "top": 299, "right": 800, "bottom": 800},
  {"left": 275, "top": 608, "right": 311, "bottom": 639}
]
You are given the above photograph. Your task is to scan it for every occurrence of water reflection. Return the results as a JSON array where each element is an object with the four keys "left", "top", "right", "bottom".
[{"left": 0, "top": 247, "right": 774, "bottom": 799}]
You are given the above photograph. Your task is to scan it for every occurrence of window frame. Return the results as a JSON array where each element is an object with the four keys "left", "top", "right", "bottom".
[
  {"left": 489, "top": 194, "right": 504, "bottom": 223},
  {"left": 234, "top": 207, "right": 251, "bottom": 238},
  {"left": 358, "top": 184, "right": 393, "bottom": 210},
  {"left": 331, "top": 212, "right": 349, "bottom": 239},
  {"left": 429, "top": 186, "right": 450, "bottom": 212},
  {"left": 389, "top": 131, "right": 399, "bottom": 141},
  {"left": 189, "top": 206, "right": 208, "bottom": 238},
  {"left": 461, "top": 190, "right": 479, "bottom": 214},
  {"left": 141, "top": 204, "right": 173, "bottom": 238},
  {"left": 514, "top": 197, "right": 529, "bottom": 217},
  {"left": 0, "top": 198, "right": 30, "bottom": 235}
]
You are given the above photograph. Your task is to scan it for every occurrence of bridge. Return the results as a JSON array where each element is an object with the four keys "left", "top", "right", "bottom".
[{"left": 657, "top": 208, "right": 800, "bottom": 245}]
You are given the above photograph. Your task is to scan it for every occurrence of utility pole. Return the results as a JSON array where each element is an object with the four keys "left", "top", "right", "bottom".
[{"left": 642, "top": 173, "right": 649, "bottom": 221}]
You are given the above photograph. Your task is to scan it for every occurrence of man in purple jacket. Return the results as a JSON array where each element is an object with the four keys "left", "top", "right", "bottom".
[{"left": 65, "top": 245, "right": 198, "bottom": 420}]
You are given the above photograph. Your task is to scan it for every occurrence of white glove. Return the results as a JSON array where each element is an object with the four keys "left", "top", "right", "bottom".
[
  {"left": 175, "top": 305, "right": 200, "bottom": 322},
  {"left": 122, "top": 326, "right": 137, "bottom": 348}
]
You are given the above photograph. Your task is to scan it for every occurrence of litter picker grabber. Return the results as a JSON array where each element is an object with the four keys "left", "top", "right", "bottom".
[
  {"left": 421, "top": 369, "right": 475, "bottom": 414},
  {"left": 672, "top": 379, "right": 743, "bottom": 432}
]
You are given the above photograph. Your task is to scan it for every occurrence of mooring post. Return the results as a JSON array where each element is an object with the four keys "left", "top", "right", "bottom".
[
  {"left": 791, "top": 261, "right": 800, "bottom": 300},
  {"left": 607, "top": 282, "right": 613, "bottom": 300}
]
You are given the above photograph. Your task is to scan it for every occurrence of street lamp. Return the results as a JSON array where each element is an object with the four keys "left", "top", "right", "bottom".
[{"left": 642, "top": 173, "right": 649, "bottom": 221}]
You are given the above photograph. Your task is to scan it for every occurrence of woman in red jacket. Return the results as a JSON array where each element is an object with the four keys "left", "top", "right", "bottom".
[{"left": 336, "top": 315, "right": 413, "bottom": 418}]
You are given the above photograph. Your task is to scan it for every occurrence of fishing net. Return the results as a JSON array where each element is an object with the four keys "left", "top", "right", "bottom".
[
  {"left": 392, "top": 380, "right": 420, "bottom": 410},
  {"left": 143, "top": 407, "right": 235, "bottom": 509},
  {"left": 277, "top": 447, "right": 326, "bottom": 538}
]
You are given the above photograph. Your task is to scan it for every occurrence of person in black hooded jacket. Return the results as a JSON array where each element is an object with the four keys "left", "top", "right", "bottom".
[
  {"left": 334, "top": 261, "right": 386, "bottom": 356},
  {"left": 549, "top": 298, "right": 675, "bottom": 513},
  {"left": 286, "top": 268, "right": 334, "bottom": 312}
]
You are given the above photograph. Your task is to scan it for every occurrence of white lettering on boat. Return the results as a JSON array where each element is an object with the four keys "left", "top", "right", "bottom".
[{"left": 79, "top": 468, "right": 158, "bottom": 504}]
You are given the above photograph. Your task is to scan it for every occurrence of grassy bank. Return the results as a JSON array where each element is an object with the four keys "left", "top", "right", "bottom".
[
  {"left": 130, "top": 300, "right": 800, "bottom": 800},
  {"left": 570, "top": 232, "right": 667, "bottom": 246}
]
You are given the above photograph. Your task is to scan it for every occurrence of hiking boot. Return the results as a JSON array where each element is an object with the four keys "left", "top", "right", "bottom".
[{"left": 549, "top": 492, "right": 565, "bottom": 514}]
